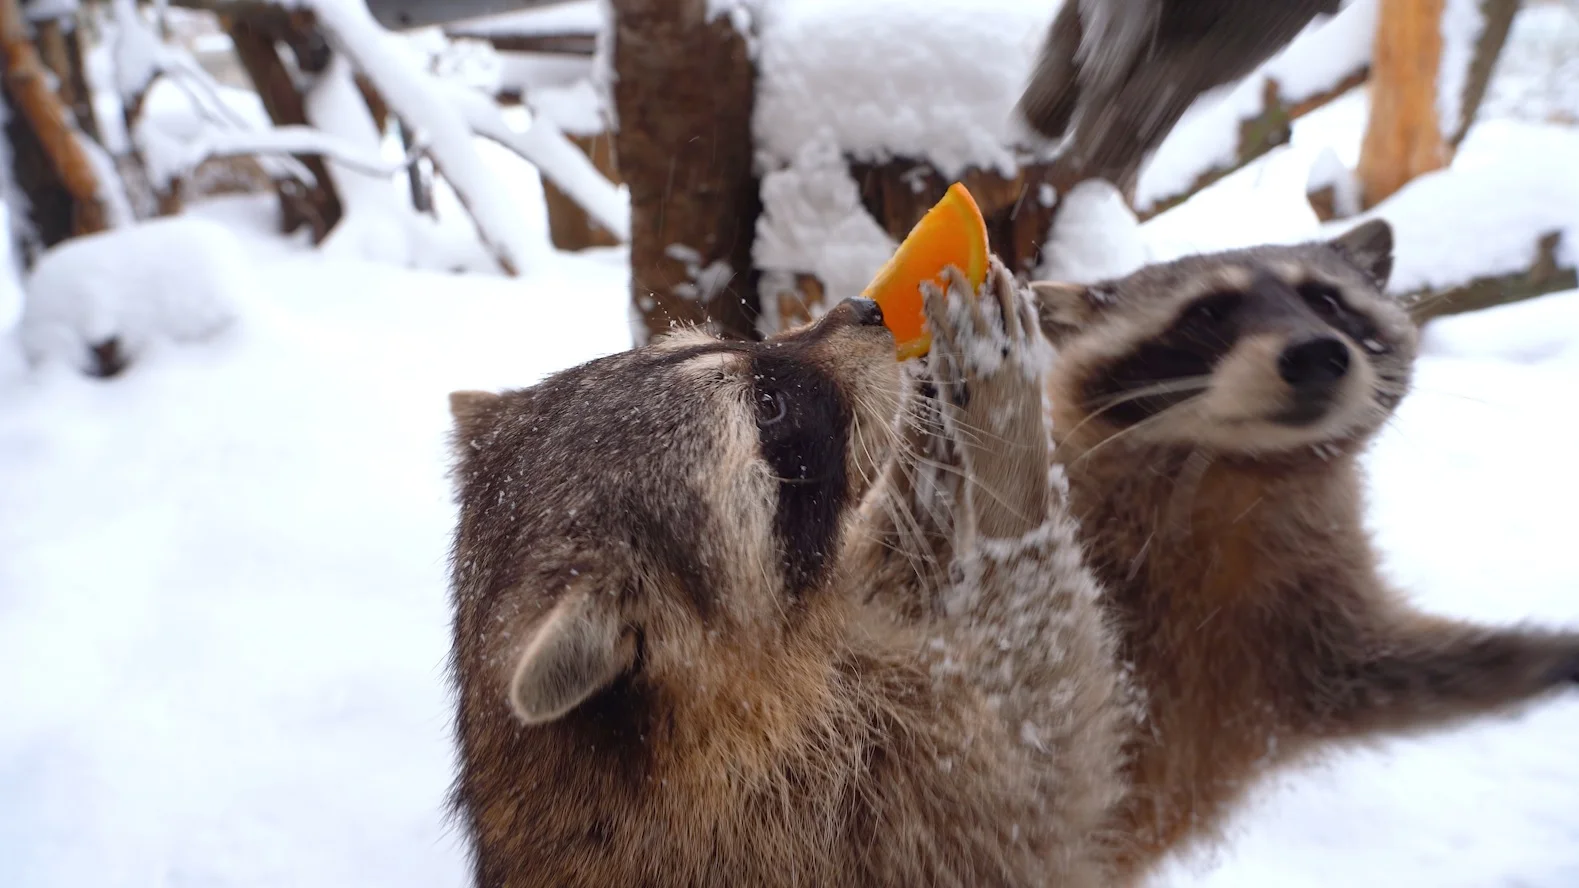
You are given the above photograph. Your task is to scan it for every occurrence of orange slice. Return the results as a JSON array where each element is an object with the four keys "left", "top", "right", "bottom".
[{"left": 860, "top": 182, "right": 990, "bottom": 360}]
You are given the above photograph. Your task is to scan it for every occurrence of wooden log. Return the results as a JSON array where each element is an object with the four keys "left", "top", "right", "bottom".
[
  {"left": 34, "top": 16, "right": 99, "bottom": 142},
  {"left": 454, "top": 31, "right": 596, "bottom": 56},
  {"left": 1404, "top": 230, "right": 1577, "bottom": 325},
  {"left": 224, "top": 8, "right": 342, "bottom": 240},
  {"left": 542, "top": 129, "right": 622, "bottom": 251},
  {"left": 1357, "top": 0, "right": 1449, "bottom": 209},
  {"left": 0, "top": 0, "right": 107, "bottom": 241},
  {"left": 610, "top": 0, "right": 759, "bottom": 342}
]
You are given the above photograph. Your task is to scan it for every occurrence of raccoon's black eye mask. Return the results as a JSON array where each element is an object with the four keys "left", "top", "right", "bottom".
[{"left": 749, "top": 350, "right": 851, "bottom": 595}]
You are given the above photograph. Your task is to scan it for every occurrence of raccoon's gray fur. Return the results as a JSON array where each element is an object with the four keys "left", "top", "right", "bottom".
[
  {"left": 446, "top": 263, "right": 1129, "bottom": 887},
  {"left": 1031, "top": 220, "right": 1579, "bottom": 882}
]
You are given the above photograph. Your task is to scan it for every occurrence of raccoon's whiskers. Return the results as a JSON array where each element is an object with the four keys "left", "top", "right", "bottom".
[
  {"left": 1056, "top": 376, "right": 1213, "bottom": 448},
  {"left": 1065, "top": 404, "right": 1188, "bottom": 467}
]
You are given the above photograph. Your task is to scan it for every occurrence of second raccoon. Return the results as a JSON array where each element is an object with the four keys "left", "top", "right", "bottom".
[{"left": 1033, "top": 220, "right": 1579, "bottom": 882}]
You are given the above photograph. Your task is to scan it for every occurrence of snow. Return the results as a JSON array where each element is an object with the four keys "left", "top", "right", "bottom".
[
  {"left": 497, "top": 52, "right": 594, "bottom": 94},
  {"left": 23, "top": 0, "right": 78, "bottom": 21},
  {"left": 753, "top": 132, "right": 896, "bottom": 329},
  {"left": 445, "top": 84, "right": 629, "bottom": 240},
  {"left": 1479, "top": 2, "right": 1579, "bottom": 126},
  {"left": 752, "top": 0, "right": 1055, "bottom": 178},
  {"left": 1328, "top": 120, "right": 1579, "bottom": 295},
  {"left": 1033, "top": 179, "right": 1149, "bottom": 283},
  {"left": 109, "top": 0, "right": 164, "bottom": 103},
  {"left": 527, "top": 78, "right": 606, "bottom": 136},
  {"left": 1437, "top": 0, "right": 1485, "bottom": 140},
  {"left": 0, "top": 224, "right": 630, "bottom": 888},
  {"left": 306, "top": 53, "right": 425, "bottom": 267},
  {"left": 1305, "top": 145, "right": 1361, "bottom": 220},
  {"left": 16, "top": 217, "right": 247, "bottom": 374}
]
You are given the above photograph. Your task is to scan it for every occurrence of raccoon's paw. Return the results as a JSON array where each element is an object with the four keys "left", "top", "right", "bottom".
[
  {"left": 920, "top": 258, "right": 1055, "bottom": 538},
  {"left": 920, "top": 258, "right": 1049, "bottom": 440},
  {"left": 920, "top": 258, "right": 1046, "bottom": 393}
]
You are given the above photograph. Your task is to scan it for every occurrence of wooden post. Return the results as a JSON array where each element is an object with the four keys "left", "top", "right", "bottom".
[
  {"left": 542, "top": 130, "right": 622, "bottom": 251},
  {"left": 610, "top": 0, "right": 759, "bottom": 342},
  {"left": 0, "top": 0, "right": 108, "bottom": 245},
  {"left": 1357, "top": 0, "right": 1449, "bottom": 208}
]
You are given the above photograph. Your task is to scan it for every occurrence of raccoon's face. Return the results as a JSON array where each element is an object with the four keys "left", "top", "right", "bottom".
[
  {"left": 448, "top": 298, "right": 902, "bottom": 727},
  {"left": 1034, "top": 220, "right": 1416, "bottom": 457}
]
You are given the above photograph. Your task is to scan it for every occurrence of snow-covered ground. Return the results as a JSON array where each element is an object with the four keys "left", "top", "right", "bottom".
[{"left": 5, "top": 2, "right": 1579, "bottom": 886}]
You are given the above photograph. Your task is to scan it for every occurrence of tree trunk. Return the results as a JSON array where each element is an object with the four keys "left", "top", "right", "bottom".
[
  {"left": 1358, "top": 0, "right": 1448, "bottom": 208},
  {"left": 610, "top": 0, "right": 759, "bottom": 342}
]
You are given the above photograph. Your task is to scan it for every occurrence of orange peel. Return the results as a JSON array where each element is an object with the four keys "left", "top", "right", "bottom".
[{"left": 859, "top": 182, "right": 990, "bottom": 359}]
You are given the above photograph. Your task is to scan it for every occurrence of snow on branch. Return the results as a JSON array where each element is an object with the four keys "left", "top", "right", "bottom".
[
  {"left": 139, "top": 122, "right": 422, "bottom": 190},
  {"left": 444, "top": 84, "right": 630, "bottom": 241},
  {"left": 302, "top": 0, "right": 538, "bottom": 275}
]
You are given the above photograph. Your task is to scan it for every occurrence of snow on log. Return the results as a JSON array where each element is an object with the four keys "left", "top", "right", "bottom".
[
  {"left": 753, "top": 134, "right": 895, "bottom": 334},
  {"left": 753, "top": 0, "right": 1052, "bottom": 181},
  {"left": 1306, "top": 145, "right": 1362, "bottom": 223},
  {"left": 1332, "top": 120, "right": 1579, "bottom": 320}
]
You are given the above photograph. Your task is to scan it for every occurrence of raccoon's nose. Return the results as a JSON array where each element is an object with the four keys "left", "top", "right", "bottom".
[
  {"left": 1278, "top": 336, "right": 1351, "bottom": 389},
  {"left": 842, "top": 298, "right": 886, "bottom": 327}
]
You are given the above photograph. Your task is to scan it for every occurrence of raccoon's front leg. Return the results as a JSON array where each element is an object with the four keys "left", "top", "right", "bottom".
[
  {"left": 923, "top": 260, "right": 1129, "bottom": 881},
  {"left": 1309, "top": 613, "right": 1579, "bottom": 738},
  {"left": 851, "top": 260, "right": 1048, "bottom": 618}
]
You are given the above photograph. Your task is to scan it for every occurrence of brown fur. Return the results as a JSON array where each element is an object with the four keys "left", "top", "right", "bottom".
[
  {"left": 1033, "top": 221, "right": 1579, "bottom": 882},
  {"left": 448, "top": 270, "right": 1128, "bottom": 887}
]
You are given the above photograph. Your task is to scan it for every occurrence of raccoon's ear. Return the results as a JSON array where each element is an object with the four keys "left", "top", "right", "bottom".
[
  {"left": 450, "top": 390, "right": 503, "bottom": 438},
  {"left": 1329, "top": 219, "right": 1394, "bottom": 289},
  {"left": 1030, "top": 280, "right": 1097, "bottom": 343},
  {"left": 507, "top": 581, "right": 635, "bottom": 725}
]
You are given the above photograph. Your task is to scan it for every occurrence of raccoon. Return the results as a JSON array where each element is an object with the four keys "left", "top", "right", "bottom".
[
  {"left": 446, "top": 263, "right": 1128, "bottom": 887},
  {"left": 1030, "top": 220, "right": 1579, "bottom": 881}
]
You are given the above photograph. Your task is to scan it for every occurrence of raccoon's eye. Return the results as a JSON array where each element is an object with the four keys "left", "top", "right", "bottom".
[
  {"left": 1180, "top": 291, "right": 1240, "bottom": 329},
  {"left": 1299, "top": 283, "right": 1345, "bottom": 317},
  {"left": 756, "top": 390, "right": 788, "bottom": 427}
]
